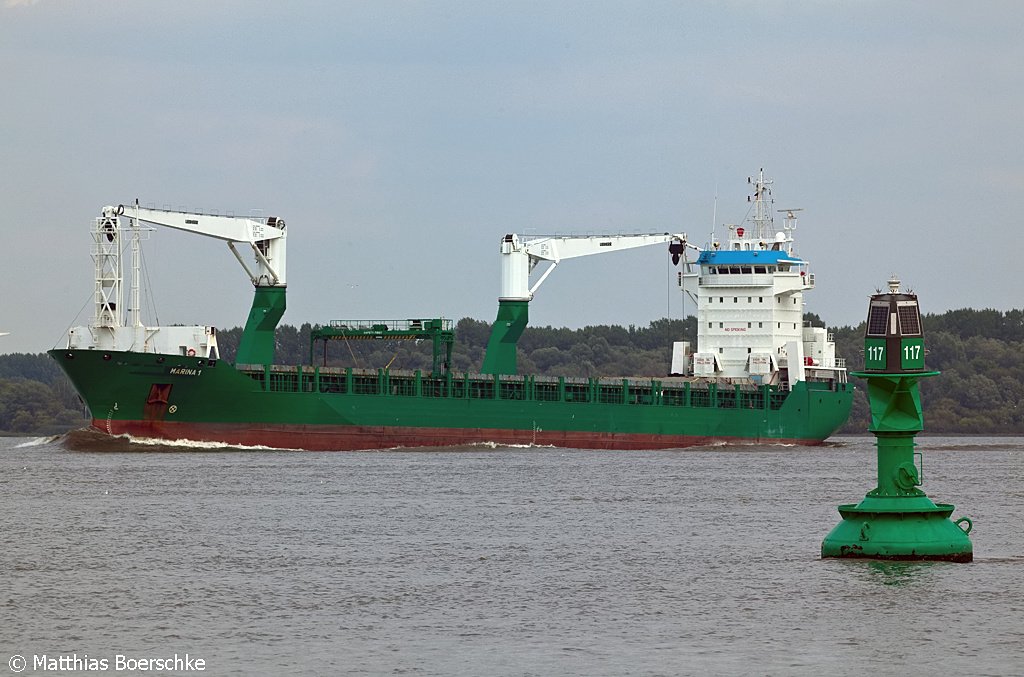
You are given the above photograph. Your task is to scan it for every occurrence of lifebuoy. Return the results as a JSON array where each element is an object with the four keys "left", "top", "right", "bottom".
[{"left": 187, "top": 348, "right": 196, "bottom": 357}]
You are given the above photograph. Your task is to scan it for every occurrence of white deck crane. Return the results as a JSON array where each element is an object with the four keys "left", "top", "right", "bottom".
[
  {"left": 69, "top": 202, "right": 288, "bottom": 364},
  {"left": 497, "top": 232, "right": 690, "bottom": 301},
  {"left": 106, "top": 201, "right": 288, "bottom": 290},
  {"left": 482, "top": 231, "right": 693, "bottom": 375}
]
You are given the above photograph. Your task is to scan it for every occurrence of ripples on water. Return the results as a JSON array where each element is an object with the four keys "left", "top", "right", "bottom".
[{"left": 2, "top": 431, "right": 1022, "bottom": 676}]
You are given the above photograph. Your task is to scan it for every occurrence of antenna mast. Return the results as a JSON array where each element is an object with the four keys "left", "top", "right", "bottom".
[
  {"left": 711, "top": 189, "right": 718, "bottom": 248},
  {"left": 750, "top": 168, "right": 774, "bottom": 240}
]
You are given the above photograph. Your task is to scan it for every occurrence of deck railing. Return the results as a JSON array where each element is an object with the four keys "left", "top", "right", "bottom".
[{"left": 233, "top": 364, "right": 847, "bottom": 410}]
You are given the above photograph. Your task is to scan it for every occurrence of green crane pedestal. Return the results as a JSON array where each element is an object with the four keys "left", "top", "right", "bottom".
[
  {"left": 821, "top": 372, "right": 973, "bottom": 562},
  {"left": 481, "top": 299, "right": 529, "bottom": 376}
]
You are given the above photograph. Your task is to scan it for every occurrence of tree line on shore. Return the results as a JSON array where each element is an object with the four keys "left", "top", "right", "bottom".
[
  {"left": 0, "top": 352, "right": 91, "bottom": 435},
  {"left": 3, "top": 307, "right": 1021, "bottom": 435}
]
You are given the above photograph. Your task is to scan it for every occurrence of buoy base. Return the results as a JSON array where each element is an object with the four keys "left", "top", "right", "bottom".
[{"left": 821, "top": 496, "right": 973, "bottom": 563}]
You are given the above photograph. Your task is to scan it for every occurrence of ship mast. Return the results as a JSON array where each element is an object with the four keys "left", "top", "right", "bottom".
[
  {"left": 129, "top": 202, "right": 143, "bottom": 329},
  {"left": 92, "top": 206, "right": 123, "bottom": 332},
  {"left": 750, "top": 168, "right": 773, "bottom": 241},
  {"left": 89, "top": 204, "right": 154, "bottom": 348}
]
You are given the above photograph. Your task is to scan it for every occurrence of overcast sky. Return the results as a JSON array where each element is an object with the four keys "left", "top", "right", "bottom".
[{"left": 1, "top": 1, "right": 1020, "bottom": 356}]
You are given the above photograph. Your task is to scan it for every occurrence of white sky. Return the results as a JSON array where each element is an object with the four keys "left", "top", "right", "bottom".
[{"left": 1, "top": 1, "right": 1021, "bottom": 355}]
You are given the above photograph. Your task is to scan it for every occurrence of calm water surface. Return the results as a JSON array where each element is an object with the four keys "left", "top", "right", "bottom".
[{"left": 2, "top": 433, "right": 1022, "bottom": 676}]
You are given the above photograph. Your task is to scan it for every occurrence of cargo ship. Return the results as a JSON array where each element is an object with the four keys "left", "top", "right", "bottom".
[{"left": 50, "top": 171, "right": 853, "bottom": 450}]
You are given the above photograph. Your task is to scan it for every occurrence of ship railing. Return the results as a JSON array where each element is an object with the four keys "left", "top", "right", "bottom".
[
  {"left": 699, "top": 274, "right": 775, "bottom": 287},
  {"left": 783, "top": 357, "right": 847, "bottom": 370},
  {"left": 132, "top": 203, "right": 280, "bottom": 222},
  {"left": 812, "top": 357, "right": 847, "bottom": 369},
  {"left": 234, "top": 363, "right": 796, "bottom": 411},
  {"left": 326, "top": 319, "right": 453, "bottom": 332}
]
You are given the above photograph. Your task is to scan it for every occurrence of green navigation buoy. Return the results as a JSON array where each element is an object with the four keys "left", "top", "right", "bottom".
[{"left": 822, "top": 276, "right": 973, "bottom": 562}]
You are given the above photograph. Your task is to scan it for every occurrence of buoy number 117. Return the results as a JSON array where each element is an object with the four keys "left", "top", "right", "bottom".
[
  {"left": 867, "top": 345, "right": 885, "bottom": 361},
  {"left": 903, "top": 344, "right": 921, "bottom": 360}
]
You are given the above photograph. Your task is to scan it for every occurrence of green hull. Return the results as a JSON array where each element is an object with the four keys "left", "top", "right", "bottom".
[{"left": 51, "top": 348, "right": 853, "bottom": 450}]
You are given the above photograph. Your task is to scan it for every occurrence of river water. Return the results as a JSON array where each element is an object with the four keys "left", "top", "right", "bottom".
[{"left": 1, "top": 433, "right": 1022, "bottom": 676}]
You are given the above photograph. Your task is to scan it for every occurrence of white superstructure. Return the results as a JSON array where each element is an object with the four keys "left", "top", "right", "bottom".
[{"left": 678, "top": 170, "right": 846, "bottom": 387}]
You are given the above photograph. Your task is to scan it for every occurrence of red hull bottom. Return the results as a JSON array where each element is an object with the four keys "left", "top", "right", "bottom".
[{"left": 91, "top": 418, "right": 820, "bottom": 451}]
